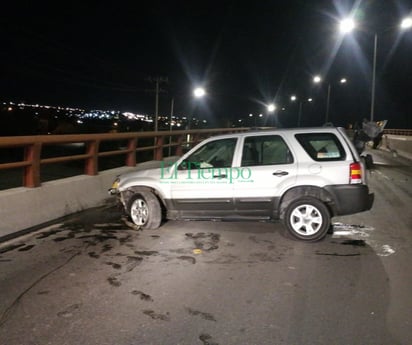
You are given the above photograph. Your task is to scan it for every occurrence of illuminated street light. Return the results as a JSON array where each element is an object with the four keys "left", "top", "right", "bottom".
[
  {"left": 313, "top": 75, "right": 322, "bottom": 83},
  {"left": 340, "top": 16, "right": 411, "bottom": 121},
  {"left": 267, "top": 103, "right": 276, "bottom": 112},
  {"left": 267, "top": 104, "right": 276, "bottom": 127},
  {"left": 401, "top": 17, "right": 412, "bottom": 30},
  {"left": 290, "top": 95, "right": 314, "bottom": 127},
  {"left": 193, "top": 87, "right": 206, "bottom": 98},
  {"left": 248, "top": 113, "right": 256, "bottom": 126},
  {"left": 314, "top": 76, "right": 348, "bottom": 124},
  {"left": 339, "top": 18, "right": 355, "bottom": 34}
]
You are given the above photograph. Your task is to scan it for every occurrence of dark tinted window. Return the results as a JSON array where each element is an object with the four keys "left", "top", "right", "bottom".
[
  {"left": 295, "top": 133, "right": 346, "bottom": 161},
  {"left": 241, "top": 135, "right": 293, "bottom": 167}
]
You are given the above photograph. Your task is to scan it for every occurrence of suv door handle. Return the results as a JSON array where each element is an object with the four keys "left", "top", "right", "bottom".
[
  {"left": 213, "top": 174, "right": 227, "bottom": 179},
  {"left": 273, "top": 170, "right": 289, "bottom": 177}
]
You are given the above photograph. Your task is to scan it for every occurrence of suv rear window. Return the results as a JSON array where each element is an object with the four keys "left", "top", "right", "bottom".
[
  {"left": 241, "top": 135, "right": 293, "bottom": 166},
  {"left": 295, "top": 133, "right": 346, "bottom": 161}
]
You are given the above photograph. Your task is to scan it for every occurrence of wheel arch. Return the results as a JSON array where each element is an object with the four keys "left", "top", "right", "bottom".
[
  {"left": 278, "top": 185, "right": 336, "bottom": 220},
  {"left": 121, "top": 186, "right": 167, "bottom": 216}
]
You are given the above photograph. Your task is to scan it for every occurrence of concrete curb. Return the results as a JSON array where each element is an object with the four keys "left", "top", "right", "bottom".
[{"left": 0, "top": 156, "right": 180, "bottom": 241}]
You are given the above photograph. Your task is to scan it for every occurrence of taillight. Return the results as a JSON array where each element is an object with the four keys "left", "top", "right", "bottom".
[{"left": 350, "top": 162, "right": 362, "bottom": 184}]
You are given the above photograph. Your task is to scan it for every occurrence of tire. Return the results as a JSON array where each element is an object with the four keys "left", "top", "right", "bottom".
[
  {"left": 363, "top": 154, "right": 374, "bottom": 170},
  {"left": 282, "top": 197, "right": 330, "bottom": 242},
  {"left": 127, "top": 191, "right": 162, "bottom": 229}
]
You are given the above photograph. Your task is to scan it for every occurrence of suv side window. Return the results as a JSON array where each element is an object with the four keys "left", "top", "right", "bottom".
[
  {"left": 241, "top": 135, "right": 293, "bottom": 167},
  {"left": 179, "top": 138, "right": 237, "bottom": 169},
  {"left": 295, "top": 133, "right": 346, "bottom": 161}
]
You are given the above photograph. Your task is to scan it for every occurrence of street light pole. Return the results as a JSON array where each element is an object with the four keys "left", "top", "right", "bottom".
[
  {"left": 297, "top": 101, "right": 303, "bottom": 127},
  {"left": 325, "top": 83, "right": 331, "bottom": 124},
  {"left": 340, "top": 16, "right": 411, "bottom": 122},
  {"left": 370, "top": 33, "right": 378, "bottom": 122},
  {"left": 267, "top": 103, "right": 276, "bottom": 127},
  {"left": 168, "top": 97, "right": 174, "bottom": 156}
]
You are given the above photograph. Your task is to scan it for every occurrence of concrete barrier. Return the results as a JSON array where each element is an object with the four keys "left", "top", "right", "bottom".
[
  {"left": 0, "top": 156, "right": 179, "bottom": 241},
  {"left": 381, "top": 134, "right": 412, "bottom": 161}
]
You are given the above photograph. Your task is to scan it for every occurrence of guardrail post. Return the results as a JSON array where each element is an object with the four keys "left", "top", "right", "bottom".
[
  {"left": 154, "top": 136, "right": 164, "bottom": 160},
  {"left": 192, "top": 133, "right": 201, "bottom": 146},
  {"left": 175, "top": 135, "right": 184, "bottom": 156},
  {"left": 23, "top": 142, "right": 41, "bottom": 187},
  {"left": 85, "top": 140, "right": 100, "bottom": 175},
  {"left": 126, "top": 138, "right": 137, "bottom": 166}
]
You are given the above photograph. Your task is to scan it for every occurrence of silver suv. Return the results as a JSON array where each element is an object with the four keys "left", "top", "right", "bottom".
[{"left": 109, "top": 127, "right": 374, "bottom": 242}]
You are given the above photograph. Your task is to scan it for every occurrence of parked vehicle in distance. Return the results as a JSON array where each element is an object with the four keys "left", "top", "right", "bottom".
[{"left": 109, "top": 127, "right": 374, "bottom": 242}]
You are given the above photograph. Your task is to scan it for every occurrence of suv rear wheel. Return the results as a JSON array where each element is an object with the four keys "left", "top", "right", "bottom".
[
  {"left": 283, "top": 197, "right": 330, "bottom": 242},
  {"left": 127, "top": 191, "right": 162, "bottom": 229}
]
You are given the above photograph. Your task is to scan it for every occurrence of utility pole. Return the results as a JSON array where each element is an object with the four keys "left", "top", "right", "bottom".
[
  {"left": 145, "top": 76, "right": 168, "bottom": 132},
  {"left": 370, "top": 33, "right": 378, "bottom": 122}
]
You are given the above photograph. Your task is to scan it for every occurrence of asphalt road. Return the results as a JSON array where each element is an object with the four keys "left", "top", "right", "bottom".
[{"left": 0, "top": 148, "right": 411, "bottom": 345}]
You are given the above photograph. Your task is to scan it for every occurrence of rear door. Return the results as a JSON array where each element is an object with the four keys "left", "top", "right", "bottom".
[{"left": 232, "top": 134, "right": 298, "bottom": 218}]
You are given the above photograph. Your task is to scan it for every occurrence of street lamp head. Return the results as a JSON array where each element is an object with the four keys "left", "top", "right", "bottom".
[
  {"left": 339, "top": 17, "right": 356, "bottom": 34},
  {"left": 340, "top": 78, "right": 347, "bottom": 84},
  {"left": 193, "top": 87, "right": 206, "bottom": 98},
  {"left": 313, "top": 75, "right": 322, "bottom": 83},
  {"left": 307, "top": 98, "right": 313, "bottom": 102},
  {"left": 290, "top": 95, "right": 297, "bottom": 101},
  {"left": 267, "top": 103, "right": 276, "bottom": 112},
  {"left": 401, "top": 17, "right": 412, "bottom": 30}
]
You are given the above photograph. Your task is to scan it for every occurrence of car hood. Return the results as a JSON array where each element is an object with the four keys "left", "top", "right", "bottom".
[{"left": 117, "top": 157, "right": 181, "bottom": 191}]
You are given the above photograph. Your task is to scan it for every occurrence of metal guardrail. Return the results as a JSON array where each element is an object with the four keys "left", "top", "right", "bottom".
[
  {"left": 0, "top": 128, "right": 249, "bottom": 188},
  {"left": 383, "top": 129, "right": 412, "bottom": 136},
  {"left": 0, "top": 127, "right": 408, "bottom": 189}
]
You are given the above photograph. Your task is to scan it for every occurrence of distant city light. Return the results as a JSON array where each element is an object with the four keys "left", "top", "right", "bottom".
[
  {"left": 1, "top": 100, "right": 201, "bottom": 131},
  {"left": 308, "top": 98, "right": 313, "bottom": 102},
  {"left": 340, "top": 78, "right": 347, "bottom": 83},
  {"left": 290, "top": 95, "right": 297, "bottom": 101}
]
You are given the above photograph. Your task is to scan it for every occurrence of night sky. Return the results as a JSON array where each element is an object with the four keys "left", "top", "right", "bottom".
[{"left": 1, "top": 1, "right": 411, "bottom": 128}]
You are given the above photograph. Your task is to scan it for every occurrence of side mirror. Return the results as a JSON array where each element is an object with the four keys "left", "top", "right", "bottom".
[{"left": 178, "top": 160, "right": 188, "bottom": 170}]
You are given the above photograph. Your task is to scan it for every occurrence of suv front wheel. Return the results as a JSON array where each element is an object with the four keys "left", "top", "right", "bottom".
[
  {"left": 283, "top": 197, "right": 330, "bottom": 242},
  {"left": 127, "top": 191, "right": 162, "bottom": 229}
]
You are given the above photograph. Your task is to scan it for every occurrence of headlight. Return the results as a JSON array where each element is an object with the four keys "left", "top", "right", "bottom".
[
  {"left": 111, "top": 177, "right": 120, "bottom": 189},
  {"left": 108, "top": 177, "right": 120, "bottom": 195}
]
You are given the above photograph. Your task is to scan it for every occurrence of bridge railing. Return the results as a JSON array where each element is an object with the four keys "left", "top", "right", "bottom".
[
  {"left": 383, "top": 129, "right": 412, "bottom": 136},
  {"left": 0, "top": 128, "right": 249, "bottom": 188}
]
